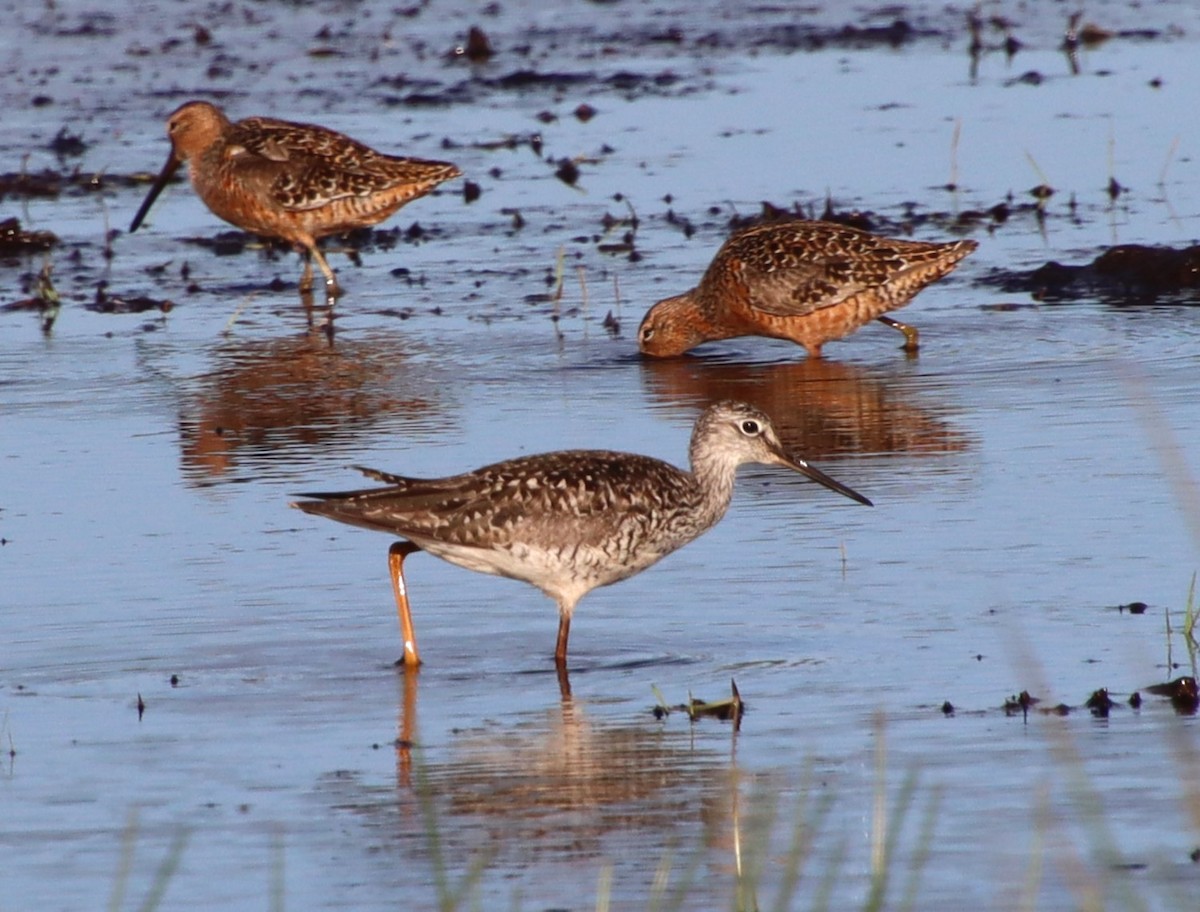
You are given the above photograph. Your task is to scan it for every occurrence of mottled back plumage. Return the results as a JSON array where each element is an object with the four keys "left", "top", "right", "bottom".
[
  {"left": 129, "top": 100, "right": 461, "bottom": 295},
  {"left": 638, "top": 219, "right": 977, "bottom": 357},
  {"left": 291, "top": 400, "right": 871, "bottom": 667}
]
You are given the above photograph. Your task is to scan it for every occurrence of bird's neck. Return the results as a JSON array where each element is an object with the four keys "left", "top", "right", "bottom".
[{"left": 688, "top": 445, "right": 740, "bottom": 525}]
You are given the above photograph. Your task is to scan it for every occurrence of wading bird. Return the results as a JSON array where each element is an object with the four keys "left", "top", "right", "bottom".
[
  {"left": 129, "top": 100, "right": 460, "bottom": 297},
  {"left": 292, "top": 400, "right": 871, "bottom": 670}
]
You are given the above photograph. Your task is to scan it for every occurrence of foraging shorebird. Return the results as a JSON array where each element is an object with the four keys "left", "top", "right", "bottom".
[
  {"left": 129, "top": 100, "right": 460, "bottom": 296},
  {"left": 291, "top": 400, "right": 871, "bottom": 669},
  {"left": 638, "top": 220, "right": 977, "bottom": 357}
]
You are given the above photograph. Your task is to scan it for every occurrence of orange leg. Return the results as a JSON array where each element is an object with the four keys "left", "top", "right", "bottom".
[
  {"left": 388, "top": 541, "right": 422, "bottom": 667},
  {"left": 877, "top": 314, "right": 919, "bottom": 351}
]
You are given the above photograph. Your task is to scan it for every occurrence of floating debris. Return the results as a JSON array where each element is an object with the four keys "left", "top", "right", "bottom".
[
  {"left": 49, "top": 126, "right": 87, "bottom": 158},
  {"left": 652, "top": 679, "right": 745, "bottom": 730},
  {"left": 87, "top": 282, "right": 174, "bottom": 315},
  {"left": 1145, "top": 677, "right": 1199, "bottom": 714},
  {"left": 0, "top": 217, "right": 58, "bottom": 256},
  {"left": 685, "top": 680, "right": 745, "bottom": 727},
  {"left": 1065, "top": 12, "right": 1115, "bottom": 51},
  {"left": 455, "top": 26, "right": 494, "bottom": 62},
  {"left": 555, "top": 158, "right": 581, "bottom": 187},
  {"left": 1004, "top": 690, "right": 1039, "bottom": 719},
  {"left": 1086, "top": 688, "right": 1115, "bottom": 717},
  {"left": 3, "top": 260, "right": 61, "bottom": 333},
  {"left": 0, "top": 167, "right": 150, "bottom": 200}
]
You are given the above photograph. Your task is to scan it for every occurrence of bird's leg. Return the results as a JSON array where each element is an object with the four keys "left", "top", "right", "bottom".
[
  {"left": 877, "top": 314, "right": 919, "bottom": 352},
  {"left": 308, "top": 243, "right": 343, "bottom": 300},
  {"left": 298, "top": 250, "right": 315, "bottom": 295},
  {"left": 297, "top": 250, "right": 336, "bottom": 340},
  {"left": 555, "top": 663, "right": 572, "bottom": 700},
  {"left": 554, "top": 609, "right": 571, "bottom": 670},
  {"left": 388, "top": 542, "right": 422, "bottom": 667},
  {"left": 299, "top": 283, "right": 318, "bottom": 330}
]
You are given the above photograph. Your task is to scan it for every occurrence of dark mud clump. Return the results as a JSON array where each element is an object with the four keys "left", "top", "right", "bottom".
[
  {"left": 0, "top": 217, "right": 58, "bottom": 258},
  {"left": 1145, "top": 677, "right": 1199, "bottom": 714},
  {"left": 1085, "top": 688, "right": 1115, "bottom": 717},
  {"left": 377, "top": 10, "right": 960, "bottom": 109},
  {"left": 661, "top": 196, "right": 991, "bottom": 252},
  {"left": 87, "top": 283, "right": 174, "bottom": 315},
  {"left": 1004, "top": 690, "right": 1039, "bottom": 719},
  {"left": 49, "top": 127, "right": 88, "bottom": 159},
  {"left": 0, "top": 167, "right": 155, "bottom": 202},
  {"left": 979, "top": 244, "right": 1200, "bottom": 304}
]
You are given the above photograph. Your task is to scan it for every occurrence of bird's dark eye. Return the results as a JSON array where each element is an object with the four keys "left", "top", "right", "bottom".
[
  {"left": 640, "top": 326, "right": 655, "bottom": 341},
  {"left": 740, "top": 419, "right": 760, "bottom": 435}
]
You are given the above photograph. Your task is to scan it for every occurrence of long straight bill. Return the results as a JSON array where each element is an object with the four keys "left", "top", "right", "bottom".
[
  {"left": 785, "top": 455, "right": 873, "bottom": 507},
  {"left": 129, "top": 153, "right": 182, "bottom": 233}
]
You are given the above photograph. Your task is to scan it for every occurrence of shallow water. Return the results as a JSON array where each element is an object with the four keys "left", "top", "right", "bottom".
[{"left": 4, "top": 2, "right": 1200, "bottom": 910}]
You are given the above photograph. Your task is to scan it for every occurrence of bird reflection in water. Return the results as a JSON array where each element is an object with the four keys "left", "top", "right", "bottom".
[
  {"left": 367, "top": 666, "right": 756, "bottom": 908},
  {"left": 174, "top": 333, "right": 445, "bottom": 485},
  {"left": 639, "top": 356, "right": 972, "bottom": 462}
]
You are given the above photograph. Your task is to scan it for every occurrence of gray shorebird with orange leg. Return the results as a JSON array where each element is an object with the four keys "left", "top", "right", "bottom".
[{"left": 291, "top": 400, "right": 871, "bottom": 674}]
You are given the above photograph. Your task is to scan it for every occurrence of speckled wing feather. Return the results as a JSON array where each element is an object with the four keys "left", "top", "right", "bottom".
[
  {"left": 271, "top": 161, "right": 388, "bottom": 211},
  {"left": 296, "top": 452, "right": 694, "bottom": 550},
  {"left": 231, "top": 117, "right": 445, "bottom": 211},
  {"left": 738, "top": 257, "right": 872, "bottom": 318},
  {"left": 234, "top": 117, "right": 383, "bottom": 165},
  {"left": 711, "top": 220, "right": 922, "bottom": 319}
]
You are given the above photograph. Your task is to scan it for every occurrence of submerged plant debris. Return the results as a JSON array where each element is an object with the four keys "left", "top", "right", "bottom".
[
  {"left": 4, "top": 260, "right": 61, "bottom": 333},
  {"left": 86, "top": 282, "right": 173, "bottom": 315},
  {"left": 0, "top": 217, "right": 58, "bottom": 257},
  {"left": 652, "top": 679, "right": 745, "bottom": 729},
  {"left": 1144, "top": 676, "right": 1199, "bottom": 714}
]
